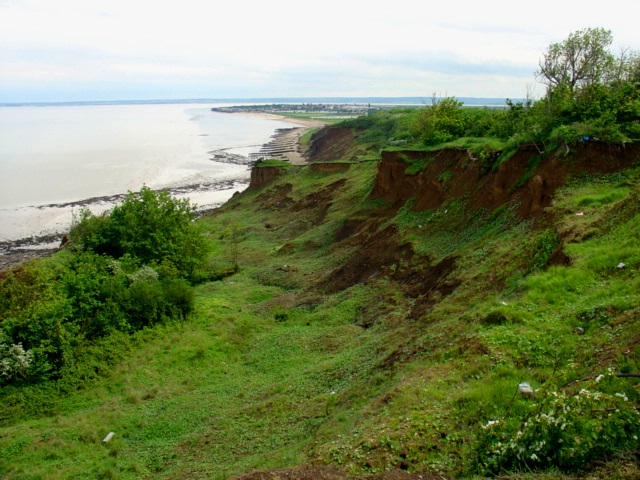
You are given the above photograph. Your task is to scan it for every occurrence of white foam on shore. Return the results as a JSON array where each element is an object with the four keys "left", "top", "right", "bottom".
[{"left": 0, "top": 180, "right": 249, "bottom": 245}]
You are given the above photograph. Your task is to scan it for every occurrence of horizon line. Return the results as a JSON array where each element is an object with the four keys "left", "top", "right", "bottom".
[{"left": 0, "top": 96, "right": 516, "bottom": 107}]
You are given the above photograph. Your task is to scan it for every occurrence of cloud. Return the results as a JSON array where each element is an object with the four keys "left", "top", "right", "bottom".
[{"left": 1, "top": 0, "right": 638, "bottom": 102}]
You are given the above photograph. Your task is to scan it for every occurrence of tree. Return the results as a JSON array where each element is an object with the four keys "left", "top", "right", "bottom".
[
  {"left": 613, "top": 48, "right": 640, "bottom": 84},
  {"left": 70, "top": 187, "right": 207, "bottom": 280},
  {"left": 411, "top": 96, "right": 467, "bottom": 146},
  {"left": 536, "top": 28, "right": 615, "bottom": 97}
]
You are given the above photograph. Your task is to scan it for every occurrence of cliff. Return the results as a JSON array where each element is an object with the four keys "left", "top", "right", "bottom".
[
  {"left": 370, "top": 142, "right": 640, "bottom": 219},
  {"left": 3, "top": 134, "right": 639, "bottom": 479}
]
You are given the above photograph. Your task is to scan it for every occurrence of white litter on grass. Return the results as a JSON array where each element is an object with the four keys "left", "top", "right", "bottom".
[{"left": 518, "top": 382, "right": 534, "bottom": 396}]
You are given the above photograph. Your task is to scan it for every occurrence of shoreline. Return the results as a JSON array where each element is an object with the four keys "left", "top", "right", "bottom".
[
  {"left": 230, "top": 111, "right": 327, "bottom": 164},
  {"left": 0, "top": 179, "right": 248, "bottom": 270},
  {"left": 0, "top": 111, "right": 327, "bottom": 271}
]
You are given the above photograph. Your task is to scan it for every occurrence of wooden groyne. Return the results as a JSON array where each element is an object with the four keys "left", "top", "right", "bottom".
[{"left": 249, "top": 127, "right": 305, "bottom": 162}]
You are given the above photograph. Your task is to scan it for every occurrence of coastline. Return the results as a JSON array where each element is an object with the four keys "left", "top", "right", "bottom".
[
  {"left": 0, "top": 110, "right": 327, "bottom": 271},
  {"left": 0, "top": 179, "right": 248, "bottom": 271},
  {"left": 235, "top": 111, "right": 327, "bottom": 164}
]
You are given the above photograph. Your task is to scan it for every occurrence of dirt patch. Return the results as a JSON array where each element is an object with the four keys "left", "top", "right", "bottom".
[
  {"left": 307, "top": 127, "right": 356, "bottom": 162},
  {"left": 257, "top": 184, "right": 294, "bottom": 210},
  {"left": 334, "top": 217, "right": 383, "bottom": 244},
  {"left": 546, "top": 244, "right": 572, "bottom": 267},
  {"left": 324, "top": 215, "right": 461, "bottom": 311},
  {"left": 321, "top": 225, "right": 413, "bottom": 293},
  {"left": 310, "top": 162, "right": 352, "bottom": 174},
  {"left": 293, "top": 179, "right": 346, "bottom": 225},
  {"left": 370, "top": 143, "right": 640, "bottom": 221},
  {"left": 249, "top": 166, "right": 289, "bottom": 190},
  {"left": 296, "top": 179, "right": 346, "bottom": 208},
  {"left": 393, "top": 255, "right": 461, "bottom": 320}
]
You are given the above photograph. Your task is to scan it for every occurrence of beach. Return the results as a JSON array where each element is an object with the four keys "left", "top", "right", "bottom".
[
  {"left": 0, "top": 105, "right": 327, "bottom": 270},
  {"left": 229, "top": 111, "right": 326, "bottom": 164}
]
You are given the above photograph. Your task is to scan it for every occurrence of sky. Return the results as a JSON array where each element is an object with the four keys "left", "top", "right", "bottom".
[{"left": 1, "top": 0, "right": 638, "bottom": 103}]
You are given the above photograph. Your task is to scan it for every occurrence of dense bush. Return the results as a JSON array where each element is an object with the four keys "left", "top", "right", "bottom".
[
  {"left": 410, "top": 96, "right": 467, "bottom": 145},
  {"left": 337, "top": 108, "right": 421, "bottom": 152},
  {"left": 476, "top": 371, "right": 640, "bottom": 474},
  {"left": 0, "top": 255, "right": 195, "bottom": 385},
  {"left": 0, "top": 188, "right": 203, "bottom": 386},
  {"left": 70, "top": 186, "right": 207, "bottom": 280}
]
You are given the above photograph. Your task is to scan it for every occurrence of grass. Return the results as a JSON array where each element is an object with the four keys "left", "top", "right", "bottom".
[
  {"left": 278, "top": 112, "right": 347, "bottom": 125},
  {"left": 252, "top": 158, "right": 293, "bottom": 168},
  {"left": 1, "top": 148, "right": 639, "bottom": 478},
  {"left": 0, "top": 274, "right": 381, "bottom": 478}
]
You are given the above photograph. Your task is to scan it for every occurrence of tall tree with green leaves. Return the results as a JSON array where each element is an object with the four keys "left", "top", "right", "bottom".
[{"left": 536, "top": 27, "right": 615, "bottom": 97}]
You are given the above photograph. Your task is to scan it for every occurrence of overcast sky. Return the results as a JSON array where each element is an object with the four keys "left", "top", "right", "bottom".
[{"left": 1, "top": 0, "right": 638, "bottom": 103}]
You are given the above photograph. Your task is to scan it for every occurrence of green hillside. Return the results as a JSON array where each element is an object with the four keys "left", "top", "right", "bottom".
[{"left": 2, "top": 134, "right": 639, "bottom": 479}]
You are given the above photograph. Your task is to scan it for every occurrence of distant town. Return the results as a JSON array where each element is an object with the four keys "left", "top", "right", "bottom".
[{"left": 211, "top": 103, "right": 377, "bottom": 116}]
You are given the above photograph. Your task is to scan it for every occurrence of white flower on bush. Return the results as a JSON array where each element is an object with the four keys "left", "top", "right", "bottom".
[
  {"left": 482, "top": 419, "right": 500, "bottom": 429},
  {"left": 129, "top": 266, "right": 159, "bottom": 283},
  {"left": 479, "top": 381, "right": 639, "bottom": 472},
  {"left": 0, "top": 339, "right": 33, "bottom": 380}
]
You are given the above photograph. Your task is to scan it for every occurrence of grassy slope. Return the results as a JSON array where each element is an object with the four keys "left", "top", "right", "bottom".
[{"left": 2, "top": 153, "right": 639, "bottom": 479}]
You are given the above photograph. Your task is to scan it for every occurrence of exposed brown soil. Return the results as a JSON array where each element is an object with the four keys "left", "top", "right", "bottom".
[
  {"left": 309, "top": 162, "right": 352, "bottom": 174},
  {"left": 307, "top": 127, "right": 357, "bottom": 162},
  {"left": 256, "top": 179, "right": 347, "bottom": 231},
  {"left": 370, "top": 143, "right": 640, "bottom": 220},
  {"left": 256, "top": 183, "right": 295, "bottom": 210},
  {"left": 249, "top": 166, "right": 289, "bottom": 190},
  {"left": 333, "top": 217, "right": 383, "bottom": 244},
  {"left": 321, "top": 225, "right": 412, "bottom": 293},
  {"left": 395, "top": 255, "right": 462, "bottom": 320}
]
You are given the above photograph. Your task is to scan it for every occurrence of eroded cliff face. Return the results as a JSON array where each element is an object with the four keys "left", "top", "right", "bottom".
[
  {"left": 248, "top": 166, "right": 287, "bottom": 190},
  {"left": 306, "top": 127, "right": 356, "bottom": 162},
  {"left": 370, "top": 143, "right": 640, "bottom": 219}
]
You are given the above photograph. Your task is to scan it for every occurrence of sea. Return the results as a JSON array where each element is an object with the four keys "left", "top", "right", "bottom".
[{"left": 0, "top": 102, "right": 300, "bottom": 254}]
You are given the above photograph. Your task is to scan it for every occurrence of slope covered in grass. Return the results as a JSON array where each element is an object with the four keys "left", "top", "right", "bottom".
[{"left": 1, "top": 139, "right": 639, "bottom": 479}]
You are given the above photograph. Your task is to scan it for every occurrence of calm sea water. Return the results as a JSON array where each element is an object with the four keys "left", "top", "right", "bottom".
[{"left": 0, "top": 103, "right": 297, "bottom": 248}]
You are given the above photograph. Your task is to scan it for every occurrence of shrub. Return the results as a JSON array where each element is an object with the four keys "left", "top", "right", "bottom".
[
  {"left": 70, "top": 186, "right": 207, "bottom": 280},
  {"left": 529, "top": 230, "right": 561, "bottom": 272},
  {"left": 411, "top": 97, "right": 467, "bottom": 146},
  {"left": 0, "top": 332, "right": 33, "bottom": 381},
  {"left": 0, "top": 250, "right": 196, "bottom": 386},
  {"left": 476, "top": 371, "right": 640, "bottom": 474}
]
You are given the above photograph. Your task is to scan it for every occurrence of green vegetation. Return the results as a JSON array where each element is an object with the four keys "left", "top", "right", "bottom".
[
  {"left": 279, "top": 111, "right": 347, "bottom": 125},
  {"left": 69, "top": 186, "right": 207, "bottom": 281},
  {"left": 0, "top": 188, "right": 204, "bottom": 418},
  {"left": 1, "top": 28, "right": 639, "bottom": 480},
  {"left": 318, "top": 28, "right": 639, "bottom": 163},
  {"left": 3, "top": 154, "right": 639, "bottom": 479}
]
